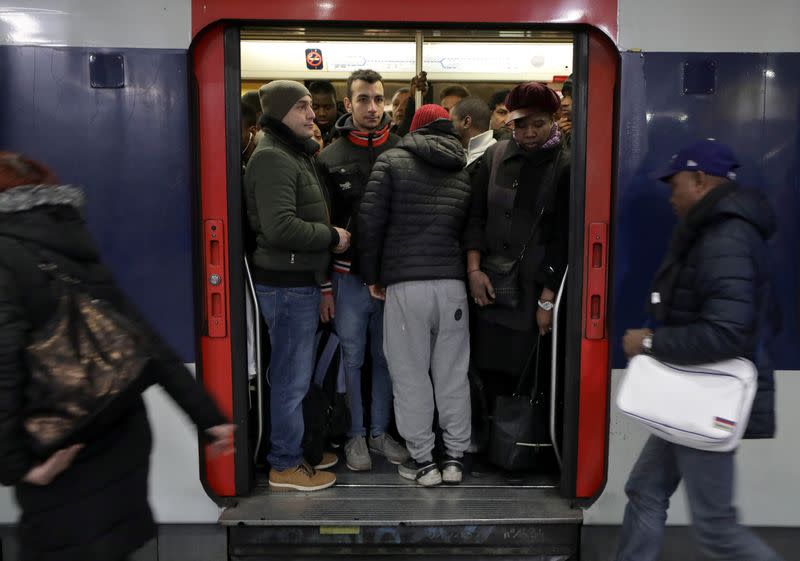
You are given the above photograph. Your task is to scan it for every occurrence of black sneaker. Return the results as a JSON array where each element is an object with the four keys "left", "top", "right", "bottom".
[
  {"left": 398, "top": 458, "right": 442, "bottom": 487},
  {"left": 440, "top": 455, "right": 464, "bottom": 485}
]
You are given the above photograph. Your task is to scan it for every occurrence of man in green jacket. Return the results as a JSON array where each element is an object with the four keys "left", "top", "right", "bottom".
[{"left": 244, "top": 80, "right": 350, "bottom": 492}]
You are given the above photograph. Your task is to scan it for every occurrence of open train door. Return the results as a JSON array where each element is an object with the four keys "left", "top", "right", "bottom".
[{"left": 191, "top": 1, "right": 618, "bottom": 557}]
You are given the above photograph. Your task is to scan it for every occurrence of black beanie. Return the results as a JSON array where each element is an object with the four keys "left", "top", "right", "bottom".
[{"left": 259, "top": 80, "right": 311, "bottom": 121}]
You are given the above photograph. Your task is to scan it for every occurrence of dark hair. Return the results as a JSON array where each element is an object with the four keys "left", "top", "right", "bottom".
[
  {"left": 241, "top": 90, "right": 262, "bottom": 117},
  {"left": 392, "top": 87, "right": 410, "bottom": 100},
  {"left": 561, "top": 75, "right": 573, "bottom": 98},
  {"left": 0, "top": 152, "right": 59, "bottom": 192},
  {"left": 308, "top": 80, "right": 337, "bottom": 99},
  {"left": 241, "top": 102, "right": 258, "bottom": 128},
  {"left": 438, "top": 84, "right": 470, "bottom": 101},
  {"left": 346, "top": 69, "right": 383, "bottom": 99},
  {"left": 450, "top": 96, "right": 491, "bottom": 132},
  {"left": 488, "top": 89, "right": 511, "bottom": 111}
]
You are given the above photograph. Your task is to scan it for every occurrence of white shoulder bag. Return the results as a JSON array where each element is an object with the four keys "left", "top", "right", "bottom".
[{"left": 616, "top": 354, "right": 757, "bottom": 452}]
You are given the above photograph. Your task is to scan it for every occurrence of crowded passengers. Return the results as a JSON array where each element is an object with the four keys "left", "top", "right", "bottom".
[{"left": 242, "top": 70, "right": 573, "bottom": 491}]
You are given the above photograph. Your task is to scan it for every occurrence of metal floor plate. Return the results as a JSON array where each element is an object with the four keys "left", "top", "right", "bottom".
[{"left": 221, "top": 456, "right": 579, "bottom": 527}]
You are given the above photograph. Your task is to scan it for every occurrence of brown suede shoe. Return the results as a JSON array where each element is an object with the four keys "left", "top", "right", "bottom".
[
  {"left": 269, "top": 462, "right": 336, "bottom": 492},
  {"left": 314, "top": 452, "right": 339, "bottom": 470}
]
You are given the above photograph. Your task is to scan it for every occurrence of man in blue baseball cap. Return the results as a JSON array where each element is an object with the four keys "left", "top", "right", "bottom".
[{"left": 616, "top": 139, "right": 783, "bottom": 561}]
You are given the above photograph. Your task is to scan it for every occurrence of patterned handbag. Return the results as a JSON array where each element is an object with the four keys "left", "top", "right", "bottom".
[{"left": 16, "top": 243, "right": 155, "bottom": 456}]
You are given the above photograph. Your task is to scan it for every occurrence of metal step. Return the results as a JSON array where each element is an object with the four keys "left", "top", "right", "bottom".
[{"left": 222, "top": 458, "right": 580, "bottom": 559}]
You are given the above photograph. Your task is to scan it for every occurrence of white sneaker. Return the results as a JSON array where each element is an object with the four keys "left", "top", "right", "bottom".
[
  {"left": 344, "top": 436, "right": 372, "bottom": 471},
  {"left": 441, "top": 456, "right": 463, "bottom": 485},
  {"left": 398, "top": 458, "right": 442, "bottom": 487}
]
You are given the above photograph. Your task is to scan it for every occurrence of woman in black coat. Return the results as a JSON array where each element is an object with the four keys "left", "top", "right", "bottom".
[
  {"left": 0, "top": 153, "right": 234, "bottom": 561},
  {"left": 464, "top": 83, "right": 570, "bottom": 380}
]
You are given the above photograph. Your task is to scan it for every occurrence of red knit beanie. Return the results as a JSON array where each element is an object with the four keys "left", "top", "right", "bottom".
[
  {"left": 0, "top": 152, "right": 58, "bottom": 193},
  {"left": 410, "top": 104, "right": 451, "bottom": 132}
]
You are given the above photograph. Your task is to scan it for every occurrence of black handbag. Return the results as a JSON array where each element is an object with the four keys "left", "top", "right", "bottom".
[
  {"left": 13, "top": 242, "right": 156, "bottom": 456},
  {"left": 488, "top": 336, "right": 550, "bottom": 471},
  {"left": 480, "top": 209, "right": 544, "bottom": 309},
  {"left": 479, "top": 147, "right": 562, "bottom": 310}
]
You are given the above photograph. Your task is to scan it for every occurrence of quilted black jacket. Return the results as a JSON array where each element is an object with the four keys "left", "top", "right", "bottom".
[
  {"left": 358, "top": 119, "right": 471, "bottom": 286},
  {"left": 649, "top": 182, "right": 778, "bottom": 439}
]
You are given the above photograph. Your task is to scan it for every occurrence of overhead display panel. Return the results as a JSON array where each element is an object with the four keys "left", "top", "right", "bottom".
[{"left": 241, "top": 40, "right": 573, "bottom": 82}]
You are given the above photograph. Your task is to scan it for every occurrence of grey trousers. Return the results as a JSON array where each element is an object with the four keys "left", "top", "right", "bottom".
[{"left": 383, "top": 279, "right": 472, "bottom": 462}]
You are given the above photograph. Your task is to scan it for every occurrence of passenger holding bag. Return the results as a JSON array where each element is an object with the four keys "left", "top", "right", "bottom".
[
  {"left": 614, "top": 140, "right": 783, "bottom": 561},
  {"left": 0, "top": 153, "right": 234, "bottom": 561},
  {"left": 463, "top": 82, "right": 570, "bottom": 376}
]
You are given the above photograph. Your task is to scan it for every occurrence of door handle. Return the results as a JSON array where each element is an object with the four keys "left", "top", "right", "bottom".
[
  {"left": 585, "top": 223, "right": 608, "bottom": 340},
  {"left": 204, "top": 219, "right": 227, "bottom": 337}
]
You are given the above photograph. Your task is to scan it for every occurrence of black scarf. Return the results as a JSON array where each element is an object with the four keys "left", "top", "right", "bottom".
[
  {"left": 649, "top": 182, "right": 737, "bottom": 322},
  {"left": 259, "top": 115, "right": 320, "bottom": 156}
]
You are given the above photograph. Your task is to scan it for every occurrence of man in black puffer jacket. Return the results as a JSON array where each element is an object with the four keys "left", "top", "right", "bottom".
[
  {"left": 359, "top": 105, "right": 472, "bottom": 487},
  {"left": 617, "top": 139, "right": 783, "bottom": 561}
]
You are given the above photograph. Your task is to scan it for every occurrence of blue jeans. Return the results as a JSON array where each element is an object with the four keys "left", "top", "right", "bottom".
[
  {"left": 332, "top": 272, "right": 393, "bottom": 438},
  {"left": 616, "top": 436, "right": 783, "bottom": 561},
  {"left": 256, "top": 284, "right": 320, "bottom": 470}
]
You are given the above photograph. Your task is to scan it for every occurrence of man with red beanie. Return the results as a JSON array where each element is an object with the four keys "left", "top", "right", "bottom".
[{"left": 358, "top": 104, "right": 473, "bottom": 486}]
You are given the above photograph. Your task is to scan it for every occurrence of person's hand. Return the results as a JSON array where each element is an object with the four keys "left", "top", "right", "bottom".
[
  {"left": 468, "top": 270, "right": 495, "bottom": 307},
  {"left": 368, "top": 284, "right": 386, "bottom": 301},
  {"left": 320, "top": 293, "right": 335, "bottom": 323},
  {"left": 623, "top": 328, "right": 652, "bottom": 359},
  {"left": 557, "top": 116, "right": 572, "bottom": 135},
  {"left": 410, "top": 71, "right": 428, "bottom": 97},
  {"left": 206, "top": 424, "right": 236, "bottom": 458},
  {"left": 332, "top": 227, "right": 351, "bottom": 254},
  {"left": 23, "top": 444, "right": 84, "bottom": 485},
  {"left": 537, "top": 288, "right": 556, "bottom": 335}
]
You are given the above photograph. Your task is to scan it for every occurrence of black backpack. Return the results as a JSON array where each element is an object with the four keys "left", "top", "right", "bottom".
[{"left": 302, "top": 327, "right": 350, "bottom": 466}]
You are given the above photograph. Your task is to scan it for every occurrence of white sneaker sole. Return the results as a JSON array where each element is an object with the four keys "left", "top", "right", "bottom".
[
  {"left": 345, "top": 461, "right": 372, "bottom": 471},
  {"left": 398, "top": 465, "right": 442, "bottom": 487},
  {"left": 442, "top": 468, "right": 462, "bottom": 485},
  {"left": 268, "top": 478, "right": 336, "bottom": 492}
]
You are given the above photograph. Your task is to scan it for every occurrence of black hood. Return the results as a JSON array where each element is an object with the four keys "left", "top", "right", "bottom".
[
  {"left": 0, "top": 184, "right": 99, "bottom": 262},
  {"left": 396, "top": 119, "right": 466, "bottom": 170},
  {"left": 333, "top": 112, "right": 393, "bottom": 135},
  {"left": 691, "top": 182, "right": 776, "bottom": 241}
]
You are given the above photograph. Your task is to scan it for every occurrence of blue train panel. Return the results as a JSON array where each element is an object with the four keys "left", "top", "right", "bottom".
[
  {"left": 0, "top": 45, "right": 196, "bottom": 361},
  {"left": 613, "top": 51, "right": 800, "bottom": 369}
]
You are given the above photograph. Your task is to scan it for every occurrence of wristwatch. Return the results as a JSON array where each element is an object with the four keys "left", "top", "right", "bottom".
[
  {"left": 537, "top": 299, "right": 554, "bottom": 311},
  {"left": 642, "top": 334, "right": 653, "bottom": 353}
]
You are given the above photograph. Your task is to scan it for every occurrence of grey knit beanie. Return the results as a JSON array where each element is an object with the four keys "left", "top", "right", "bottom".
[{"left": 259, "top": 80, "right": 311, "bottom": 121}]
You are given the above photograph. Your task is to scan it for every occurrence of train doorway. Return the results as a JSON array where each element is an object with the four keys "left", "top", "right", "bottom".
[{"left": 192, "top": 20, "right": 617, "bottom": 559}]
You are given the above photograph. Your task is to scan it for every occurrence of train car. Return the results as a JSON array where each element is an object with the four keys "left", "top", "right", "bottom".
[{"left": 0, "top": 1, "right": 797, "bottom": 560}]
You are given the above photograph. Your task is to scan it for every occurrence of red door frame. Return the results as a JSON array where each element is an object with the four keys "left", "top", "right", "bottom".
[{"left": 191, "top": 1, "right": 618, "bottom": 499}]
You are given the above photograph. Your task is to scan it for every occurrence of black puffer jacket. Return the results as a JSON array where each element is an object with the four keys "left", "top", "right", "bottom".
[
  {"left": 650, "top": 182, "right": 778, "bottom": 439},
  {"left": 0, "top": 185, "right": 226, "bottom": 561},
  {"left": 358, "top": 119, "right": 471, "bottom": 286}
]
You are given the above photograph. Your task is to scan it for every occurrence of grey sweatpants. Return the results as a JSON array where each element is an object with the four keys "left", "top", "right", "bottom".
[{"left": 383, "top": 279, "right": 472, "bottom": 462}]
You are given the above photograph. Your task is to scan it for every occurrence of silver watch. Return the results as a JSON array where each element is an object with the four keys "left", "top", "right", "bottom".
[
  {"left": 642, "top": 334, "right": 653, "bottom": 352},
  {"left": 537, "top": 299, "right": 555, "bottom": 311}
]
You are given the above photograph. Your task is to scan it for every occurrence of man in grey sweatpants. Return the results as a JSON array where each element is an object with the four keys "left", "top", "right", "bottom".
[{"left": 358, "top": 105, "right": 473, "bottom": 486}]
